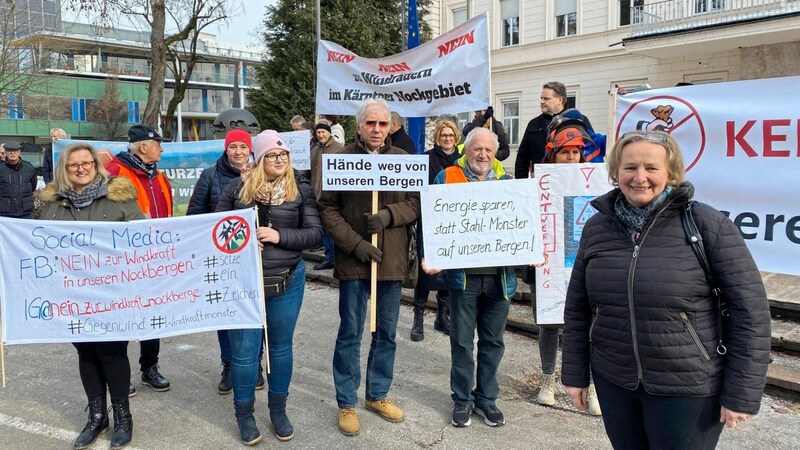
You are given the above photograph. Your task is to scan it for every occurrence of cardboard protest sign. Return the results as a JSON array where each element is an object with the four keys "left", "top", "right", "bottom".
[
  {"left": 421, "top": 178, "right": 544, "bottom": 270},
  {"left": 534, "top": 164, "right": 613, "bottom": 324}
]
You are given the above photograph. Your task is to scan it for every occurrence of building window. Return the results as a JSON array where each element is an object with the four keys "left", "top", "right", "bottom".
[
  {"left": 8, "top": 94, "right": 24, "bottom": 120},
  {"left": 555, "top": 0, "right": 577, "bottom": 37},
  {"left": 452, "top": 7, "right": 468, "bottom": 28},
  {"left": 694, "top": 0, "right": 725, "bottom": 14},
  {"left": 565, "top": 91, "right": 577, "bottom": 109},
  {"left": 620, "top": 0, "right": 644, "bottom": 26},
  {"left": 500, "top": 0, "right": 519, "bottom": 47},
  {"left": 128, "top": 101, "right": 141, "bottom": 123},
  {"left": 501, "top": 98, "right": 520, "bottom": 145},
  {"left": 72, "top": 98, "right": 87, "bottom": 122}
]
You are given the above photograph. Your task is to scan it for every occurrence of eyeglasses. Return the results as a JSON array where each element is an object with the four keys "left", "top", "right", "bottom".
[
  {"left": 5, "top": 148, "right": 20, "bottom": 152},
  {"left": 439, "top": 133, "right": 456, "bottom": 139},
  {"left": 364, "top": 120, "right": 389, "bottom": 129},
  {"left": 263, "top": 151, "right": 289, "bottom": 163},
  {"left": 620, "top": 131, "right": 670, "bottom": 143},
  {"left": 66, "top": 161, "right": 95, "bottom": 171}
]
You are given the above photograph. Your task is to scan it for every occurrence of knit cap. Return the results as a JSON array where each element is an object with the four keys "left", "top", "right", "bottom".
[
  {"left": 253, "top": 130, "right": 290, "bottom": 163},
  {"left": 224, "top": 129, "right": 253, "bottom": 152}
]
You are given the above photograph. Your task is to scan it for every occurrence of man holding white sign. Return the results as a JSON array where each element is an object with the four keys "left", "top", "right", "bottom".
[
  {"left": 425, "top": 128, "right": 520, "bottom": 429},
  {"left": 318, "top": 99, "right": 421, "bottom": 436}
]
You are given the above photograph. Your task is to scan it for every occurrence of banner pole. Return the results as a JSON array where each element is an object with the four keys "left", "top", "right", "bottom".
[
  {"left": 255, "top": 206, "right": 271, "bottom": 374},
  {"left": 1, "top": 318, "right": 6, "bottom": 388},
  {"left": 370, "top": 191, "right": 378, "bottom": 333}
]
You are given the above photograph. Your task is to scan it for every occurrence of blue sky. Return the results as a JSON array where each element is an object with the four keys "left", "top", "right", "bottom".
[{"left": 212, "top": 0, "right": 272, "bottom": 46}]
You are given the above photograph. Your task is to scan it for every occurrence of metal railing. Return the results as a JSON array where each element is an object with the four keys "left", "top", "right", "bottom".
[{"left": 630, "top": 0, "right": 800, "bottom": 37}]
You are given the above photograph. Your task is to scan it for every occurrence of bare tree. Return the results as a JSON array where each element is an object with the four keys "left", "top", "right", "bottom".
[
  {"left": 89, "top": 77, "right": 128, "bottom": 139},
  {"left": 66, "top": 0, "right": 235, "bottom": 131}
]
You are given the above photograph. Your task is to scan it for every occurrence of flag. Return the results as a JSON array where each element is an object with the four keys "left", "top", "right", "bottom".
[{"left": 407, "top": 0, "right": 425, "bottom": 154}]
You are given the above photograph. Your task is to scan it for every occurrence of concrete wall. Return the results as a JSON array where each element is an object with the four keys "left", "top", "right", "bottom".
[{"left": 740, "top": 42, "right": 800, "bottom": 80}]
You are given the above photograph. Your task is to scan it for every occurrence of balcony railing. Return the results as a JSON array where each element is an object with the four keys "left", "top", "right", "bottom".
[{"left": 630, "top": 0, "right": 800, "bottom": 37}]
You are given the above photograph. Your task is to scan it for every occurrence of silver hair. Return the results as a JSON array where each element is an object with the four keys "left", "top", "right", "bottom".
[
  {"left": 128, "top": 141, "right": 145, "bottom": 153},
  {"left": 463, "top": 127, "right": 499, "bottom": 152},
  {"left": 50, "top": 128, "right": 67, "bottom": 138},
  {"left": 355, "top": 99, "right": 391, "bottom": 125},
  {"left": 290, "top": 115, "right": 306, "bottom": 126}
]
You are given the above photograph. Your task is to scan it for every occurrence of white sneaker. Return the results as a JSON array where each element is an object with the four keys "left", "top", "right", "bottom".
[
  {"left": 537, "top": 373, "right": 556, "bottom": 406},
  {"left": 587, "top": 383, "right": 602, "bottom": 416}
]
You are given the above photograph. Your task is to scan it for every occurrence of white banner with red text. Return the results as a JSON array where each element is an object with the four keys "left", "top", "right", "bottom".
[
  {"left": 0, "top": 210, "right": 265, "bottom": 345},
  {"left": 533, "top": 164, "right": 613, "bottom": 325},
  {"left": 615, "top": 76, "right": 800, "bottom": 275},
  {"left": 315, "top": 14, "right": 489, "bottom": 117}
]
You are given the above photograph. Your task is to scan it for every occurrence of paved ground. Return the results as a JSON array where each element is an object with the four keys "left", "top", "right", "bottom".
[{"left": 1, "top": 266, "right": 800, "bottom": 449}]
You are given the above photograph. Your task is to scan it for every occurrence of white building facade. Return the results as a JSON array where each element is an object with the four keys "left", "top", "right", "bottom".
[{"left": 430, "top": 0, "right": 800, "bottom": 155}]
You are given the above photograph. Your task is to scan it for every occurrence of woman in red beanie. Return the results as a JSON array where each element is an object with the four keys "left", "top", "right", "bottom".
[{"left": 187, "top": 129, "right": 265, "bottom": 396}]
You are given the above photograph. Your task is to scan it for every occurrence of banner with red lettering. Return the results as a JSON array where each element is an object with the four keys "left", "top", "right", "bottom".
[
  {"left": 315, "top": 14, "right": 489, "bottom": 117},
  {"left": 0, "top": 210, "right": 265, "bottom": 345},
  {"left": 615, "top": 76, "right": 800, "bottom": 275}
]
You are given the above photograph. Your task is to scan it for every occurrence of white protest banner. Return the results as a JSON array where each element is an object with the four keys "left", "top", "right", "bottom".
[
  {"left": 421, "top": 178, "right": 544, "bottom": 270},
  {"left": 616, "top": 76, "right": 800, "bottom": 275},
  {"left": 322, "top": 154, "right": 429, "bottom": 192},
  {"left": 533, "top": 164, "right": 613, "bottom": 325},
  {"left": 278, "top": 130, "right": 311, "bottom": 171},
  {"left": 315, "top": 14, "right": 489, "bottom": 117},
  {"left": 0, "top": 210, "right": 265, "bottom": 345}
]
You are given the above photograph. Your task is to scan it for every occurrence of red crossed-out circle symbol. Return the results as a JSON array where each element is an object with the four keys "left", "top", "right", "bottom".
[
  {"left": 616, "top": 95, "right": 706, "bottom": 173},
  {"left": 212, "top": 216, "right": 251, "bottom": 254}
]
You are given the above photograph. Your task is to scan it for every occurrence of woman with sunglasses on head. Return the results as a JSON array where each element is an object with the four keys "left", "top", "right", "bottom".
[
  {"left": 187, "top": 129, "right": 267, "bottom": 396},
  {"left": 561, "top": 131, "right": 770, "bottom": 449},
  {"left": 216, "top": 130, "right": 322, "bottom": 445},
  {"left": 533, "top": 120, "right": 602, "bottom": 417},
  {"left": 40, "top": 143, "right": 144, "bottom": 449},
  {"left": 409, "top": 119, "right": 462, "bottom": 341}
]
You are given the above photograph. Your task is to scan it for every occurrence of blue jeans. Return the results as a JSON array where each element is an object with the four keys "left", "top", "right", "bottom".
[
  {"left": 229, "top": 261, "right": 305, "bottom": 402},
  {"left": 332, "top": 279, "right": 401, "bottom": 408},
  {"left": 449, "top": 274, "right": 510, "bottom": 408},
  {"left": 218, "top": 329, "right": 263, "bottom": 363},
  {"left": 322, "top": 232, "right": 335, "bottom": 263}
]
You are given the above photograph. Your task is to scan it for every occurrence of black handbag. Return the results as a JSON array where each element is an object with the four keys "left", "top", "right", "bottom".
[
  {"left": 263, "top": 267, "right": 293, "bottom": 297},
  {"left": 681, "top": 201, "right": 728, "bottom": 355}
]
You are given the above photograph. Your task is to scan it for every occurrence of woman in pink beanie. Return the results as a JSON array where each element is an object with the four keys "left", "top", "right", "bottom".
[{"left": 216, "top": 129, "right": 322, "bottom": 445}]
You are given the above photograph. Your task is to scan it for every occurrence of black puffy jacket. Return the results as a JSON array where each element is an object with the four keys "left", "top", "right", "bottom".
[
  {"left": 0, "top": 159, "right": 38, "bottom": 217},
  {"left": 216, "top": 175, "right": 322, "bottom": 272},
  {"left": 561, "top": 183, "right": 771, "bottom": 415},
  {"left": 187, "top": 154, "right": 242, "bottom": 215}
]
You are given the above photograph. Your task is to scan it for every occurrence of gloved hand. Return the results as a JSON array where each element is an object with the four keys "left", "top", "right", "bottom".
[
  {"left": 365, "top": 209, "right": 392, "bottom": 234},
  {"left": 484, "top": 106, "right": 494, "bottom": 120},
  {"left": 352, "top": 240, "right": 383, "bottom": 263}
]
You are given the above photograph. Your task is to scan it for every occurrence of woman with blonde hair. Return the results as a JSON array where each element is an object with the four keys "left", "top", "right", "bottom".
[
  {"left": 40, "top": 143, "right": 143, "bottom": 449},
  {"left": 216, "top": 130, "right": 322, "bottom": 445}
]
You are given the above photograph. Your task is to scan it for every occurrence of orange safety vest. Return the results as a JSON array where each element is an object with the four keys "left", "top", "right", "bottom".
[
  {"left": 442, "top": 166, "right": 468, "bottom": 184},
  {"left": 114, "top": 165, "right": 173, "bottom": 217}
]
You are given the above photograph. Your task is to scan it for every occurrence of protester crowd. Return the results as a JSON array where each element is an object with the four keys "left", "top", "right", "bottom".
[{"left": 0, "top": 83, "right": 771, "bottom": 450}]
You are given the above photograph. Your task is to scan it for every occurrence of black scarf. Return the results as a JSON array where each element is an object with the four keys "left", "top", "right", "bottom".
[{"left": 128, "top": 151, "right": 158, "bottom": 178}]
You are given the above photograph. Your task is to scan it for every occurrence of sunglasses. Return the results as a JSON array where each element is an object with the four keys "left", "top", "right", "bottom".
[
  {"left": 620, "top": 131, "right": 670, "bottom": 143},
  {"left": 364, "top": 120, "right": 389, "bottom": 129}
]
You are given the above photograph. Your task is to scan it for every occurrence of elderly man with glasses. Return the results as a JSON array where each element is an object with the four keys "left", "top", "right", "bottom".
[
  {"left": 318, "top": 99, "right": 421, "bottom": 437},
  {"left": 0, "top": 140, "right": 38, "bottom": 219}
]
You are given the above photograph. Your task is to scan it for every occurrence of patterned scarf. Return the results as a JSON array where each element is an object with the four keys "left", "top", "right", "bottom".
[
  {"left": 614, "top": 186, "right": 673, "bottom": 241},
  {"left": 60, "top": 177, "right": 108, "bottom": 209},
  {"left": 128, "top": 151, "right": 158, "bottom": 178},
  {"left": 254, "top": 177, "right": 288, "bottom": 206}
]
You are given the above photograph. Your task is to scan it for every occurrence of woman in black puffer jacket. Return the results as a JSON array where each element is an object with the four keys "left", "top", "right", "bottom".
[
  {"left": 187, "top": 129, "right": 259, "bottom": 395},
  {"left": 561, "top": 131, "right": 770, "bottom": 449},
  {"left": 216, "top": 130, "right": 322, "bottom": 445}
]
